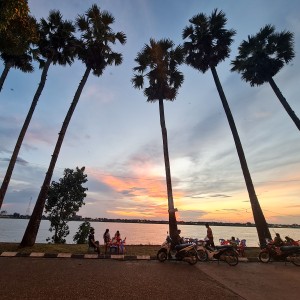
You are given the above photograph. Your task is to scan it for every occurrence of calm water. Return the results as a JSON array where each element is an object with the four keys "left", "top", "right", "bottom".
[{"left": 0, "top": 219, "right": 299, "bottom": 247}]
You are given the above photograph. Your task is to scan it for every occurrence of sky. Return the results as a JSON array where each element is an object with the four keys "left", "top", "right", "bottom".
[{"left": 0, "top": 0, "right": 299, "bottom": 225}]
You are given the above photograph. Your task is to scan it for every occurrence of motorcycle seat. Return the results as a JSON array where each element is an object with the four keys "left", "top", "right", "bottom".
[
  {"left": 215, "top": 245, "right": 233, "bottom": 250},
  {"left": 175, "top": 243, "right": 191, "bottom": 251},
  {"left": 280, "top": 245, "right": 300, "bottom": 251}
]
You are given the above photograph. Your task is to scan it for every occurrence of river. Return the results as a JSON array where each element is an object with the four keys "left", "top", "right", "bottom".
[{"left": 0, "top": 219, "right": 299, "bottom": 247}]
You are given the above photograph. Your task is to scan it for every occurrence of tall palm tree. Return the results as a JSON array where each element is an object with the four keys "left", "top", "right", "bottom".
[
  {"left": 0, "top": 51, "right": 33, "bottom": 92},
  {"left": 0, "top": 11, "right": 77, "bottom": 209},
  {"left": 231, "top": 25, "right": 299, "bottom": 131},
  {"left": 20, "top": 4, "right": 126, "bottom": 247},
  {"left": 132, "top": 38, "right": 184, "bottom": 243},
  {"left": 183, "top": 9, "right": 271, "bottom": 246}
]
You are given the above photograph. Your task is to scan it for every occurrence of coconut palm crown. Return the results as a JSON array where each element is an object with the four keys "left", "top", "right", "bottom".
[
  {"left": 231, "top": 25, "right": 300, "bottom": 131},
  {"left": 182, "top": 9, "right": 235, "bottom": 72},
  {"left": 231, "top": 25, "right": 295, "bottom": 86},
  {"left": 34, "top": 10, "right": 77, "bottom": 68},
  {"left": 76, "top": 4, "right": 126, "bottom": 76},
  {"left": 132, "top": 38, "right": 184, "bottom": 101}
]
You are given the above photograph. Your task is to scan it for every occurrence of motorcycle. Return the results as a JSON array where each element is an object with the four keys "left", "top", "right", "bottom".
[
  {"left": 157, "top": 234, "right": 199, "bottom": 265},
  {"left": 196, "top": 238, "right": 239, "bottom": 266},
  {"left": 259, "top": 238, "right": 300, "bottom": 266}
]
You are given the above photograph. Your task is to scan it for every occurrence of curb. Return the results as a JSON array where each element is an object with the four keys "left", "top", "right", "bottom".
[
  {"left": 0, "top": 251, "right": 253, "bottom": 261},
  {"left": 0, "top": 251, "right": 157, "bottom": 260}
]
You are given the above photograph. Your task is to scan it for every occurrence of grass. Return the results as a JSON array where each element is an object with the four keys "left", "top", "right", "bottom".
[{"left": 0, "top": 242, "right": 261, "bottom": 257}]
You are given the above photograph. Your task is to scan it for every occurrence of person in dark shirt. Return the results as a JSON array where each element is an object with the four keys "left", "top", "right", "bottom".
[
  {"left": 88, "top": 228, "right": 100, "bottom": 254},
  {"left": 205, "top": 223, "right": 215, "bottom": 248},
  {"left": 103, "top": 229, "right": 111, "bottom": 254},
  {"left": 273, "top": 233, "right": 284, "bottom": 246}
]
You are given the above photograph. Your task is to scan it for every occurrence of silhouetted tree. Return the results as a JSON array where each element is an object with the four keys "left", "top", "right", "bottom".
[
  {"left": 183, "top": 9, "right": 271, "bottom": 246},
  {"left": 45, "top": 167, "right": 87, "bottom": 244},
  {"left": 0, "top": 10, "right": 77, "bottom": 209},
  {"left": 231, "top": 25, "right": 299, "bottom": 131},
  {"left": 20, "top": 5, "right": 126, "bottom": 247},
  {"left": 132, "top": 38, "right": 184, "bottom": 242}
]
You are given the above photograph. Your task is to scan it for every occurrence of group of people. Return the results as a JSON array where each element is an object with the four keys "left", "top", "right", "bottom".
[
  {"left": 88, "top": 228, "right": 126, "bottom": 255},
  {"left": 175, "top": 223, "right": 215, "bottom": 247}
]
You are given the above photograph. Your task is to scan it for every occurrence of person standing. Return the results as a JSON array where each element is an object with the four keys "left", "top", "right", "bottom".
[
  {"left": 205, "top": 223, "right": 215, "bottom": 248},
  {"left": 103, "top": 228, "right": 111, "bottom": 254}
]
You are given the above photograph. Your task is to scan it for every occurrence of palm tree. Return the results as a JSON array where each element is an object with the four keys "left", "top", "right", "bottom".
[
  {"left": 20, "top": 4, "right": 126, "bottom": 247},
  {"left": 231, "top": 25, "right": 299, "bottom": 130},
  {"left": 0, "top": 51, "right": 33, "bottom": 92},
  {"left": 132, "top": 38, "right": 184, "bottom": 243},
  {"left": 0, "top": 11, "right": 77, "bottom": 209},
  {"left": 183, "top": 9, "right": 271, "bottom": 246},
  {"left": 0, "top": 14, "right": 37, "bottom": 92}
]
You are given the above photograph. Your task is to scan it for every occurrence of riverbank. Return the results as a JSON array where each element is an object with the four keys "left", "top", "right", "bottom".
[{"left": 0, "top": 242, "right": 261, "bottom": 258}]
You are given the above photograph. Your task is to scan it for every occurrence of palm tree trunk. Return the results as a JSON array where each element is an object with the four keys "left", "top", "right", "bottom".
[
  {"left": 0, "top": 58, "right": 52, "bottom": 209},
  {"left": 158, "top": 99, "right": 178, "bottom": 242},
  {"left": 0, "top": 63, "right": 11, "bottom": 92},
  {"left": 20, "top": 67, "right": 91, "bottom": 247},
  {"left": 210, "top": 66, "right": 271, "bottom": 247},
  {"left": 269, "top": 77, "right": 300, "bottom": 131}
]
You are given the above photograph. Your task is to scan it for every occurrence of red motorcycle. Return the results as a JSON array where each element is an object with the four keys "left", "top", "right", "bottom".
[{"left": 259, "top": 238, "right": 300, "bottom": 266}]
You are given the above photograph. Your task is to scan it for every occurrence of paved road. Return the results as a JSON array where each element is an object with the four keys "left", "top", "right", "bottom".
[
  {"left": 0, "top": 258, "right": 241, "bottom": 300},
  {"left": 1, "top": 258, "right": 299, "bottom": 300},
  {"left": 197, "top": 260, "right": 300, "bottom": 300}
]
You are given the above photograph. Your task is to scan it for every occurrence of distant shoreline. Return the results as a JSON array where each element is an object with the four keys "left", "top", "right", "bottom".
[{"left": 0, "top": 216, "right": 299, "bottom": 229}]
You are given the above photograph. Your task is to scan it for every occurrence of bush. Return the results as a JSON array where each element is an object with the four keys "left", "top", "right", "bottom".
[{"left": 73, "top": 221, "right": 91, "bottom": 244}]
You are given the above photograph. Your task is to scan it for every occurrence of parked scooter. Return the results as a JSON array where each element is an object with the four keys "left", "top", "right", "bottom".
[
  {"left": 196, "top": 238, "right": 239, "bottom": 266},
  {"left": 157, "top": 233, "right": 198, "bottom": 265},
  {"left": 259, "top": 238, "right": 300, "bottom": 266}
]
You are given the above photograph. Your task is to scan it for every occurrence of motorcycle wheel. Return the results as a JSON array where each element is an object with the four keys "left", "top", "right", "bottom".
[
  {"left": 290, "top": 252, "right": 300, "bottom": 266},
  {"left": 157, "top": 249, "right": 168, "bottom": 262},
  {"left": 222, "top": 249, "right": 239, "bottom": 266},
  {"left": 197, "top": 249, "right": 208, "bottom": 262},
  {"left": 259, "top": 251, "right": 270, "bottom": 263},
  {"left": 186, "top": 251, "right": 198, "bottom": 265}
]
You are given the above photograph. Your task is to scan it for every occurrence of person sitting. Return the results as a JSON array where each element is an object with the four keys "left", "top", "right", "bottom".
[
  {"left": 229, "top": 236, "right": 239, "bottom": 248},
  {"left": 170, "top": 229, "right": 184, "bottom": 252},
  {"left": 273, "top": 233, "right": 284, "bottom": 246},
  {"left": 238, "top": 239, "right": 247, "bottom": 257},
  {"left": 111, "top": 230, "right": 122, "bottom": 254},
  {"left": 88, "top": 228, "right": 100, "bottom": 254}
]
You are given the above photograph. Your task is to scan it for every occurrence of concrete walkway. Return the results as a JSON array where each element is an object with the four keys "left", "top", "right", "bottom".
[{"left": 197, "top": 260, "right": 300, "bottom": 300}]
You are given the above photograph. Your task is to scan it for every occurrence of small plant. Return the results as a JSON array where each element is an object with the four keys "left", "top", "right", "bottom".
[{"left": 73, "top": 221, "right": 91, "bottom": 244}]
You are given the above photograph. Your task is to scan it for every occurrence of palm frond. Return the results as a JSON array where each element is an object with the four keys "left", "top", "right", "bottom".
[{"left": 131, "top": 74, "right": 144, "bottom": 89}]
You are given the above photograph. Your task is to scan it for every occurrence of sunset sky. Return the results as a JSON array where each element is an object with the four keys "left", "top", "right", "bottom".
[{"left": 0, "top": 0, "right": 299, "bottom": 225}]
